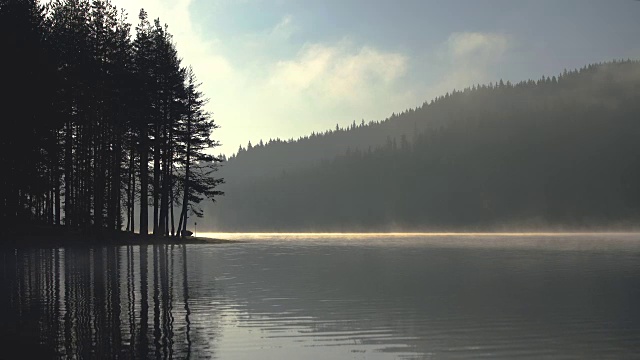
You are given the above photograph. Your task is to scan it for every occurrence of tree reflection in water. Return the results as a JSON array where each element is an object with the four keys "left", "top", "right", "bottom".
[{"left": 0, "top": 244, "right": 198, "bottom": 358}]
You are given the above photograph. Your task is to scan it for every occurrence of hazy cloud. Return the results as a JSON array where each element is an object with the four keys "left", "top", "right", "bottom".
[
  {"left": 271, "top": 15, "right": 294, "bottom": 40},
  {"left": 427, "top": 32, "right": 511, "bottom": 98},
  {"left": 448, "top": 32, "right": 509, "bottom": 60},
  {"left": 268, "top": 42, "right": 407, "bottom": 103}
]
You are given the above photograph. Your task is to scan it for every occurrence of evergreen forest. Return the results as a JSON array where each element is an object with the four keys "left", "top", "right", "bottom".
[
  {"left": 207, "top": 60, "right": 640, "bottom": 232},
  {"left": 0, "top": 0, "right": 224, "bottom": 237}
]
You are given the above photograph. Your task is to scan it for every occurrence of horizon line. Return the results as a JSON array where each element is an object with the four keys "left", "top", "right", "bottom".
[{"left": 198, "top": 231, "right": 640, "bottom": 237}]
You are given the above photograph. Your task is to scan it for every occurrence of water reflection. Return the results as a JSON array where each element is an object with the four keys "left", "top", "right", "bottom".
[
  {"left": 194, "top": 239, "right": 640, "bottom": 359},
  {"left": 1, "top": 235, "right": 640, "bottom": 359},
  {"left": 0, "top": 245, "right": 198, "bottom": 359}
]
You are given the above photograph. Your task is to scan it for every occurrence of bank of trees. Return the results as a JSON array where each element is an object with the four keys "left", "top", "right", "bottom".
[
  {"left": 0, "top": 0, "right": 223, "bottom": 236},
  {"left": 209, "top": 60, "right": 640, "bottom": 231}
]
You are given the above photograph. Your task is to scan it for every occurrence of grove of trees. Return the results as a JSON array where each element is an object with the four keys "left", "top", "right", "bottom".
[{"left": 0, "top": 0, "right": 223, "bottom": 237}]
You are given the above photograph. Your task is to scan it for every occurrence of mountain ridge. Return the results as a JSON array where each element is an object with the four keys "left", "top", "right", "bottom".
[{"left": 205, "top": 60, "right": 640, "bottom": 231}]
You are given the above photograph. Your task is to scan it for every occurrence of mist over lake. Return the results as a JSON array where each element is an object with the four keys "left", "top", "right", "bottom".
[{"left": 2, "top": 233, "right": 640, "bottom": 359}]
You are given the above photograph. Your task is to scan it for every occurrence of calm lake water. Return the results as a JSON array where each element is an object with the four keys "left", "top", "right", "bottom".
[{"left": 1, "top": 233, "right": 640, "bottom": 359}]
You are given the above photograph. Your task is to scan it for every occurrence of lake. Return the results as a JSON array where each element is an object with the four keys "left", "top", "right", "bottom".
[{"left": 1, "top": 233, "right": 640, "bottom": 359}]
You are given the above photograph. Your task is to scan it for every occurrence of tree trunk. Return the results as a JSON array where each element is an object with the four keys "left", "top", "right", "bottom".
[
  {"left": 131, "top": 158, "right": 136, "bottom": 234},
  {"left": 54, "top": 129, "right": 61, "bottom": 226},
  {"left": 153, "top": 123, "right": 160, "bottom": 235},
  {"left": 126, "top": 145, "right": 134, "bottom": 232},
  {"left": 179, "top": 110, "right": 192, "bottom": 237},
  {"left": 64, "top": 120, "right": 73, "bottom": 227},
  {"left": 112, "top": 128, "right": 122, "bottom": 231},
  {"left": 139, "top": 125, "right": 149, "bottom": 235},
  {"left": 170, "top": 178, "right": 175, "bottom": 237},
  {"left": 160, "top": 123, "right": 169, "bottom": 236}
]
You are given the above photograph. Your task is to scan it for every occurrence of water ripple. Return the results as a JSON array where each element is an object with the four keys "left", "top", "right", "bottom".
[{"left": 1, "top": 235, "right": 640, "bottom": 358}]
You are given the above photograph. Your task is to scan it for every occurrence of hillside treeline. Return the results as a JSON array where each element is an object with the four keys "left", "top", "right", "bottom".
[
  {"left": 0, "top": 0, "right": 223, "bottom": 236},
  {"left": 208, "top": 60, "right": 640, "bottom": 231}
]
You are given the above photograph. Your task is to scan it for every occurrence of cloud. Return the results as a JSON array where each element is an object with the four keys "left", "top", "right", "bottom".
[
  {"left": 226, "top": 40, "right": 412, "bottom": 148},
  {"left": 238, "top": 14, "right": 296, "bottom": 57},
  {"left": 448, "top": 32, "right": 509, "bottom": 60},
  {"left": 268, "top": 42, "right": 407, "bottom": 104},
  {"left": 432, "top": 32, "right": 510, "bottom": 94},
  {"left": 271, "top": 15, "right": 294, "bottom": 40}
]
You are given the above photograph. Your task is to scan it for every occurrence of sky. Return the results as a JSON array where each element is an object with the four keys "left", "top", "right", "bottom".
[{"left": 106, "top": 0, "right": 640, "bottom": 156}]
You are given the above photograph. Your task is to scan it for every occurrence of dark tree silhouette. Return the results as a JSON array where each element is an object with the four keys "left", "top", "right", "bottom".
[
  {"left": 0, "top": 0, "right": 57, "bottom": 230},
  {"left": 0, "top": 0, "right": 224, "bottom": 238},
  {"left": 177, "top": 68, "right": 224, "bottom": 237}
]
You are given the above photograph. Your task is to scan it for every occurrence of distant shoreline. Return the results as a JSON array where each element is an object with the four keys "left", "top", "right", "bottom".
[
  {"left": 200, "top": 231, "right": 640, "bottom": 236},
  {"left": 4, "top": 228, "right": 640, "bottom": 249}
]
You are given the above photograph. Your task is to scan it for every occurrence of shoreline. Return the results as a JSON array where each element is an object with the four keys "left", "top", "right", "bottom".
[
  {"left": 3, "top": 228, "right": 640, "bottom": 249},
  {"left": 0, "top": 229, "right": 236, "bottom": 248}
]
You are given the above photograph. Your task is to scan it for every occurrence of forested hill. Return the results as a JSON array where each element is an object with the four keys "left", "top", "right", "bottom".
[{"left": 206, "top": 60, "right": 640, "bottom": 231}]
